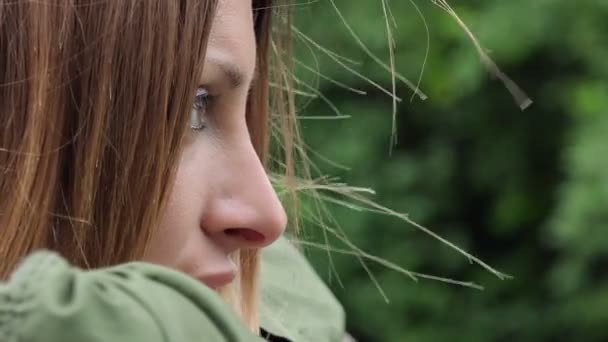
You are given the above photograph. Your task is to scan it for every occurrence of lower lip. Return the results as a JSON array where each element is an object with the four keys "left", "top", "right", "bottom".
[{"left": 197, "top": 270, "right": 236, "bottom": 289}]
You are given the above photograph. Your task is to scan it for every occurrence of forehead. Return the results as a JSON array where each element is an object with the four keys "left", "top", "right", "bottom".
[{"left": 206, "top": 0, "right": 256, "bottom": 77}]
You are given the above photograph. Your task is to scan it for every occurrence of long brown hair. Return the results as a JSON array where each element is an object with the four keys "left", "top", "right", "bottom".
[{"left": 0, "top": 0, "right": 294, "bottom": 331}]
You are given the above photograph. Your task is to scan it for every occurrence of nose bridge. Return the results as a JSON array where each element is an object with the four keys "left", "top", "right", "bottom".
[{"left": 235, "top": 146, "right": 273, "bottom": 206}]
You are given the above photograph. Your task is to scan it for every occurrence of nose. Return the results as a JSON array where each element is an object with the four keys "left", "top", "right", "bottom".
[{"left": 202, "top": 139, "right": 287, "bottom": 251}]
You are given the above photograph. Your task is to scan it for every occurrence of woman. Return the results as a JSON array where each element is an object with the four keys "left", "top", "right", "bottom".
[{"left": 0, "top": 0, "right": 324, "bottom": 340}]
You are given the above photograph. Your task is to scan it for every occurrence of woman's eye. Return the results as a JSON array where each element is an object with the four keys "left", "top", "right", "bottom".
[{"left": 190, "top": 87, "right": 209, "bottom": 131}]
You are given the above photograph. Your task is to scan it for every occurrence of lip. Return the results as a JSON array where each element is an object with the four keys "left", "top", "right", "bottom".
[{"left": 195, "top": 269, "right": 237, "bottom": 290}]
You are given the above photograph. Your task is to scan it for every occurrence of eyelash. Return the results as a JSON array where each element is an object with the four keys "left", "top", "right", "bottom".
[{"left": 190, "top": 87, "right": 210, "bottom": 131}]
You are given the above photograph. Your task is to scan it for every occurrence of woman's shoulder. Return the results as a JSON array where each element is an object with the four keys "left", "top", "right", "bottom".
[{"left": 0, "top": 251, "right": 262, "bottom": 342}]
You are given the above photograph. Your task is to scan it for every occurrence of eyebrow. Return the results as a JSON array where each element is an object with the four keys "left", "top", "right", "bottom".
[{"left": 206, "top": 57, "right": 256, "bottom": 90}]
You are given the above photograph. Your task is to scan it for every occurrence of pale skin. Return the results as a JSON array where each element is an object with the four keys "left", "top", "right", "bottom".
[{"left": 144, "top": 0, "right": 287, "bottom": 289}]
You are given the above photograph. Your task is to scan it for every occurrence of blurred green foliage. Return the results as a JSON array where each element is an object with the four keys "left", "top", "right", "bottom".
[{"left": 292, "top": 0, "right": 608, "bottom": 341}]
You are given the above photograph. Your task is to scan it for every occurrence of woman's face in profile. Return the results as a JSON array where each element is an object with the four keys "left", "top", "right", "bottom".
[{"left": 144, "top": 0, "right": 287, "bottom": 289}]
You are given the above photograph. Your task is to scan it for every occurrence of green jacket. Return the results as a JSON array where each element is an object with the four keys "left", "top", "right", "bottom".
[
  {"left": 0, "top": 237, "right": 345, "bottom": 342},
  {"left": 260, "top": 236, "right": 345, "bottom": 341}
]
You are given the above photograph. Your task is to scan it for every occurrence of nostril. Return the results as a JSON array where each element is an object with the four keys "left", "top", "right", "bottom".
[{"left": 225, "top": 228, "right": 265, "bottom": 243}]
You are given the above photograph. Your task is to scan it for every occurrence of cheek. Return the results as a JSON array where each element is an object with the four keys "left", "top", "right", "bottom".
[{"left": 144, "top": 146, "right": 213, "bottom": 266}]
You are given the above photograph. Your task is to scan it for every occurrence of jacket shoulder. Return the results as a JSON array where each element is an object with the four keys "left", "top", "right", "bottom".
[{"left": 0, "top": 251, "right": 262, "bottom": 342}]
